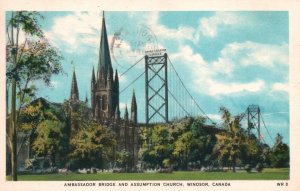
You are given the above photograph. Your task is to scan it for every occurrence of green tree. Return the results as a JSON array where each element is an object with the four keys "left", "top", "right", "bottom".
[
  {"left": 173, "top": 131, "right": 194, "bottom": 170},
  {"left": 32, "top": 120, "right": 62, "bottom": 163},
  {"left": 68, "top": 120, "right": 116, "bottom": 170},
  {"left": 189, "top": 117, "right": 216, "bottom": 168},
  {"left": 142, "top": 125, "right": 172, "bottom": 168},
  {"left": 213, "top": 107, "right": 247, "bottom": 172},
  {"left": 261, "top": 144, "right": 272, "bottom": 167},
  {"left": 270, "top": 134, "right": 289, "bottom": 167},
  {"left": 242, "top": 134, "right": 262, "bottom": 168},
  {"left": 116, "top": 150, "right": 130, "bottom": 171},
  {"left": 18, "top": 99, "right": 63, "bottom": 167},
  {"left": 6, "top": 11, "right": 63, "bottom": 180}
]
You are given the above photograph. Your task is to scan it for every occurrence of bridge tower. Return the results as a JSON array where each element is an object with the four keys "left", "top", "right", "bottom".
[
  {"left": 247, "top": 105, "right": 261, "bottom": 143},
  {"left": 145, "top": 51, "right": 168, "bottom": 124}
]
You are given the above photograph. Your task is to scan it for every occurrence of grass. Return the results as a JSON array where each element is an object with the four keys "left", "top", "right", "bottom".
[{"left": 7, "top": 168, "right": 289, "bottom": 181}]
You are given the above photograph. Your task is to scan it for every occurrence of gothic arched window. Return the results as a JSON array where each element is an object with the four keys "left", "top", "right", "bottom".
[
  {"left": 102, "top": 95, "right": 107, "bottom": 110},
  {"left": 97, "top": 96, "right": 101, "bottom": 109}
]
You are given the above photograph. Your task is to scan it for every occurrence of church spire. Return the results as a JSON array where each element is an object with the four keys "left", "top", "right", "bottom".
[
  {"left": 124, "top": 105, "right": 129, "bottom": 121},
  {"left": 115, "top": 104, "right": 120, "bottom": 120},
  {"left": 91, "top": 66, "right": 96, "bottom": 83},
  {"left": 131, "top": 90, "right": 137, "bottom": 123},
  {"left": 114, "top": 69, "right": 119, "bottom": 85},
  {"left": 70, "top": 67, "right": 79, "bottom": 101},
  {"left": 97, "top": 11, "right": 113, "bottom": 81},
  {"left": 85, "top": 91, "right": 88, "bottom": 104}
]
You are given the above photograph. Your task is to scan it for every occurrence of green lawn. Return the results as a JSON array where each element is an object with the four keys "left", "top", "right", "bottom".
[{"left": 7, "top": 168, "right": 289, "bottom": 181}]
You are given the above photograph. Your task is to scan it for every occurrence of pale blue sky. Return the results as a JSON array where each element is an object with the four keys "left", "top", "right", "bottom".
[{"left": 8, "top": 11, "right": 289, "bottom": 146}]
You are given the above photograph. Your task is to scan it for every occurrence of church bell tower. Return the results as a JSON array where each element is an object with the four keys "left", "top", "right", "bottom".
[{"left": 91, "top": 12, "right": 119, "bottom": 121}]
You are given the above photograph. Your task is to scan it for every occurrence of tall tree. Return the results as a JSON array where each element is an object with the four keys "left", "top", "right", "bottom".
[
  {"left": 69, "top": 120, "right": 116, "bottom": 170},
  {"left": 142, "top": 125, "right": 172, "bottom": 168},
  {"left": 213, "top": 107, "right": 247, "bottom": 172},
  {"left": 173, "top": 131, "right": 194, "bottom": 169},
  {"left": 32, "top": 120, "right": 62, "bottom": 162},
  {"left": 18, "top": 99, "right": 63, "bottom": 166},
  {"left": 270, "top": 134, "right": 289, "bottom": 167},
  {"left": 6, "top": 11, "right": 63, "bottom": 180}
]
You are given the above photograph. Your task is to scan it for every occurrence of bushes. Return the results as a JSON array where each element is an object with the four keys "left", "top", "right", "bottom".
[
  {"left": 256, "top": 163, "right": 263, "bottom": 172},
  {"left": 244, "top": 164, "right": 252, "bottom": 173},
  {"left": 244, "top": 163, "right": 264, "bottom": 173}
]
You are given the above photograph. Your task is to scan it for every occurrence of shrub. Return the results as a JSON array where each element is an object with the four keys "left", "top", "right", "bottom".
[
  {"left": 244, "top": 164, "right": 252, "bottom": 173},
  {"left": 256, "top": 163, "right": 264, "bottom": 172},
  {"left": 159, "top": 168, "right": 173, "bottom": 173}
]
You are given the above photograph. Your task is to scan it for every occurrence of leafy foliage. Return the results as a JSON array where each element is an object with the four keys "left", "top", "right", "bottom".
[
  {"left": 68, "top": 120, "right": 116, "bottom": 170},
  {"left": 32, "top": 120, "right": 62, "bottom": 157},
  {"left": 7, "top": 38, "right": 63, "bottom": 85},
  {"left": 270, "top": 134, "right": 289, "bottom": 167},
  {"left": 6, "top": 11, "right": 63, "bottom": 115},
  {"left": 18, "top": 99, "right": 63, "bottom": 165},
  {"left": 213, "top": 107, "right": 260, "bottom": 172},
  {"left": 142, "top": 125, "right": 172, "bottom": 168},
  {"left": 8, "top": 12, "right": 43, "bottom": 37},
  {"left": 116, "top": 150, "right": 130, "bottom": 169},
  {"left": 140, "top": 117, "right": 216, "bottom": 170}
]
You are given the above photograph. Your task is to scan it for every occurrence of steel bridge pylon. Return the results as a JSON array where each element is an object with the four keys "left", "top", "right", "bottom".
[
  {"left": 247, "top": 105, "right": 261, "bottom": 143},
  {"left": 145, "top": 53, "right": 168, "bottom": 124}
]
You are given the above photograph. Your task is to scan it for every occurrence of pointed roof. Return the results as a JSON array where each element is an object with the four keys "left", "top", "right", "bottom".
[
  {"left": 97, "top": 11, "right": 113, "bottom": 81},
  {"left": 85, "top": 92, "right": 88, "bottom": 103},
  {"left": 91, "top": 66, "right": 96, "bottom": 82},
  {"left": 115, "top": 104, "right": 120, "bottom": 119},
  {"left": 114, "top": 69, "right": 119, "bottom": 84},
  {"left": 131, "top": 90, "right": 137, "bottom": 111},
  {"left": 124, "top": 105, "right": 129, "bottom": 121},
  {"left": 70, "top": 68, "right": 79, "bottom": 100},
  {"left": 131, "top": 90, "right": 137, "bottom": 123},
  {"left": 99, "top": 66, "right": 105, "bottom": 81}
]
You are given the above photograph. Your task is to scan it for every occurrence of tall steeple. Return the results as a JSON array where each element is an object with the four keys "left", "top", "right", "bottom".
[
  {"left": 113, "top": 69, "right": 119, "bottom": 114},
  {"left": 124, "top": 105, "right": 129, "bottom": 121},
  {"left": 115, "top": 105, "right": 120, "bottom": 120},
  {"left": 91, "top": 66, "right": 96, "bottom": 83},
  {"left": 85, "top": 91, "right": 88, "bottom": 104},
  {"left": 97, "top": 11, "right": 113, "bottom": 81},
  {"left": 70, "top": 68, "right": 79, "bottom": 101},
  {"left": 131, "top": 90, "right": 137, "bottom": 123},
  {"left": 114, "top": 69, "right": 119, "bottom": 85}
]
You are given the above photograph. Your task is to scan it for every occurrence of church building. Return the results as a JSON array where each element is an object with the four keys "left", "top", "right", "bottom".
[{"left": 68, "top": 13, "right": 139, "bottom": 170}]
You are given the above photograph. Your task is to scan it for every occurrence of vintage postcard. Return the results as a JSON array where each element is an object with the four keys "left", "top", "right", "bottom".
[{"left": 1, "top": 0, "right": 300, "bottom": 191}]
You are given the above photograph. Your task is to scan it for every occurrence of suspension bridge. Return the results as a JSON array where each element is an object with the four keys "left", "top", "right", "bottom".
[{"left": 117, "top": 49, "right": 274, "bottom": 145}]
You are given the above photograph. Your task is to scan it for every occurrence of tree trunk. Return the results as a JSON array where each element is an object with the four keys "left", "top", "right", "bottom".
[
  {"left": 232, "top": 156, "right": 236, "bottom": 173},
  {"left": 9, "top": 12, "right": 18, "bottom": 180},
  {"left": 10, "top": 78, "right": 18, "bottom": 181}
]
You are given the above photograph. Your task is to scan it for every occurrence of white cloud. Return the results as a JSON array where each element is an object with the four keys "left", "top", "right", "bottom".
[
  {"left": 171, "top": 45, "right": 267, "bottom": 96},
  {"left": 207, "top": 114, "right": 222, "bottom": 121},
  {"left": 211, "top": 57, "right": 234, "bottom": 76},
  {"left": 272, "top": 82, "right": 289, "bottom": 93},
  {"left": 263, "top": 111, "right": 289, "bottom": 116},
  {"left": 111, "top": 38, "right": 145, "bottom": 68},
  {"left": 199, "top": 12, "right": 239, "bottom": 38},
  {"left": 208, "top": 80, "right": 265, "bottom": 96},
  {"left": 146, "top": 12, "right": 241, "bottom": 44},
  {"left": 220, "top": 41, "right": 288, "bottom": 67},
  {"left": 45, "top": 12, "right": 243, "bottom": 55},
  {"left": 119, "top": 102, "right": 127, "bottom": 110},
  {"left": 147, "top": 12, "right": 195, "bottom": 41},
  {"left": 45, "top": 12, "right": 101, "bottom": 52}
]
